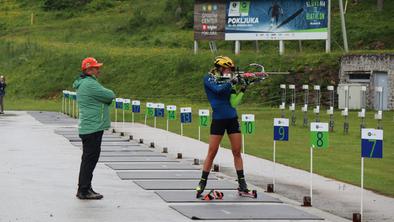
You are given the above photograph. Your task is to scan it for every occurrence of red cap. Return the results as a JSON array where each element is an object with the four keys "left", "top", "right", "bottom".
[{"left": 81, "top": 57, "right": 103, "bottom": 71}]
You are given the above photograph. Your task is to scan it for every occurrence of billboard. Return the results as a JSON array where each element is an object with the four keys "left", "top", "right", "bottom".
[
  {"left": 225, "top": 0, "right": 329, "bottom": 40},
  {"left": 194, "top": 0, "right": 227, "bottom": 40}
]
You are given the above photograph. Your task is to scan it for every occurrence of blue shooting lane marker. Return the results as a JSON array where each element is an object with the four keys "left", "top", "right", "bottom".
[
  {"left": 132, "top": 100, "right": 141, "bottom": 113},
  {"left": 361, "top": 129, "right": 383, "bottom": 158},
  {"left": 274, "top": 118, "right": 289, "bottom": 141},
  {"left": 180, "top": 107, "right": 192, "bottom": 136}
]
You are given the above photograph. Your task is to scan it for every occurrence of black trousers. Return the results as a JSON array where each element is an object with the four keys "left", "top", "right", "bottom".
[{"left": 78, "top": 130, "right": 103, "bottom": 192}]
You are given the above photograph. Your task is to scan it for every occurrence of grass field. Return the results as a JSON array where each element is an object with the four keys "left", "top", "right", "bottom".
[{"left": 6, "top": 98, "right": 394, "bottom": 197}]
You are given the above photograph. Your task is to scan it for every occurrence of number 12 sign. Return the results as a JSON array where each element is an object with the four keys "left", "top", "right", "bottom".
[
  {"left": 310, "top": 122, "right": 329, "bottom": 149},
  {"left": 274, "top": 118, "right": 289, "bottom": 141},
  {"left": 199, "top": 109, "right": 210, "bottom": 127},
  {"left": 361, "top": 129, "right": 383, "bottom": 158}
]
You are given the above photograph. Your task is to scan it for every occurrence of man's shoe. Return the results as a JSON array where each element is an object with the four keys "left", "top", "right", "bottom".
[
  {"left": 88, "top": 188, "right": 103, "bottom": 198},
  {"left": 76, "top": 190, "right": 103, "bottom": 200}
]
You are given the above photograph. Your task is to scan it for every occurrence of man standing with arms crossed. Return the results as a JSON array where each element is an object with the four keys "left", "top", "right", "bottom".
[{"left": 73, "top": 57, "right": 115, "bottom": 200}]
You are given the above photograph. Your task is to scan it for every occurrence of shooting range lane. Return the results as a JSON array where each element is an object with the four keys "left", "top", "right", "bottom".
[
  {"left": 106, "top": 163, "right": 199, "bottom": 170},
  {"left": 133, "top": 180, "right": 238, "bottom": 190},
  {"left": 117, "top": 171, "right": 218, "bottom": 180},
  {"left": 156, "top": 190, "right": 282, "bottom": 203},
  {"left": 169, "top": 204, "right": 323, "bottom": 220},
  {"left": 28, "top": 111, "right": 78, "bottom": 125},
  {"left": 38, "top": 111, "right": 340, "bottom": 221}
]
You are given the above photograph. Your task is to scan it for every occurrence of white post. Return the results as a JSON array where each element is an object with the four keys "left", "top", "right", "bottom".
[
  {"left": 122, "top": 108, "right": 125, "bottom": 130},
  {"left": 144, "top": 114, "right": 147, "bottom": 125},
  {"left": 115, "top": 109, "right": 118, "bottom": 129},
  {"left": 273, "top": 140, "right": 276, "bottom": 191},
  {"left": 310, "top": 146, "right": 313, "bottom": 203},
  {"left": 181, "top": 123, "right": 184, "bottom": 136},
  {"left": 132, "top": 112, "right": 134, "bottom": 124},
  {"left": 279, "top": 40, "right": 285, "bottom": 55},
  {"left": 198, "top": 126, "right": 201, "bottom": 141},
  {"left": 166, "top": 119, "right": 169, "bottom": 131},
  {"left": 339, "top": 0, "right": 349, "bottom": 52},
  {"left": 154, "top": 117, "right": 157, "bottom": 128},
  {"left": 72, "top": 100, "right": 75, "bottom": 118},
  {"left": 194, "top": 40, "right": 198, "bottom": 55},
  {"left": 68, "top": 98, "right": 71, "bottom": 116},
  {"left": 361, "top": 157, "right": 364, "bottom": 219},
  {"left": 61, "top": 96, "right": 64, "bottom": 113},
  {"left": 235, "top": 40, "right": 240, "bottom": 55},
  {"left": 326, "top": 0, "right": 331, "bottom": 53}
]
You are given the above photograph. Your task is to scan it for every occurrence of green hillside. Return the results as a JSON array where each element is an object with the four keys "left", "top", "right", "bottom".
[{"left": 0, "top": 0, "right": 393, "bottom": 102}]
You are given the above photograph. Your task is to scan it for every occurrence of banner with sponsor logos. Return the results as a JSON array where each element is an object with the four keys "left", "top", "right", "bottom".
[
  {"left": 194, "top": 0, "right": 329, "bottom": 41},
  {"left": 225, "top": 0, "right": 329, "bottom": 40},
  {"left": 194, "top": 0, "right": 226, "bottom": 40}
]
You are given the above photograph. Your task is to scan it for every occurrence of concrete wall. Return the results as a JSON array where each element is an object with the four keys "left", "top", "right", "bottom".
[{"left": 339, "top": 54, "right": 394, "bottom": 110}]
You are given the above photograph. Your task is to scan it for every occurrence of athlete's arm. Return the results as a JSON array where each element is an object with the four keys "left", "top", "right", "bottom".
[
  {"left": 230, "top": 88, "right": 245, "bottom": 108},
  {"left": 204, "top": 75, "right": 232, "bottom": 95}
]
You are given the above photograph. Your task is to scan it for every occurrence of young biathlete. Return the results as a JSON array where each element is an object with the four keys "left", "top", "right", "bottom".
[{"left": 196, "top": 56, "right": 250, "bottom": 198}]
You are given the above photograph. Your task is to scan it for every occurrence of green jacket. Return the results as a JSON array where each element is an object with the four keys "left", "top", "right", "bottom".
[{"left": 73, "top": 75, "right": 115, "bottom": 135}]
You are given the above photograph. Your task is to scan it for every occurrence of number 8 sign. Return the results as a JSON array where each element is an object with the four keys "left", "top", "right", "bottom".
[
  {"left": 310, "top": 122, "right": 329, "bottom": 149},
  {"left": 242, "top": 114, "right": 255, "bottom": 135}
]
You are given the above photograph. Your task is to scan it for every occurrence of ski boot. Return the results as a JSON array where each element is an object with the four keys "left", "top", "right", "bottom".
[
  {"left": 195, "top": 180, "right": 207, "bottom": 198},
  {"left": 237, "top": 181, "right": 257, "bottom": 198}
]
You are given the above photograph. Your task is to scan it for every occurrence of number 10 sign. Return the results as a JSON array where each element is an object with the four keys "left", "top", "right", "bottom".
[
  {"left": 274, "top": 118, "right": 289, "bottom": 141},
  {"left": 242, "top": 114, "right": 255, "bottom": 135}
]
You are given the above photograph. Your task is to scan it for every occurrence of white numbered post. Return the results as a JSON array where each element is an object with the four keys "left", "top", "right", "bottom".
[
  {"left": 180, "top": 107, "right": 192, "bottom": 136},
  {"left": 272, "top": 118, "right": 289, "bottom": 192},
  {"left": 131, "top": 100, "right": 140, "bottom": 124},
  {"left": 145, "top": 102, "right": 154, "bottom": 125},
  {"left": 166, "top": 105, "right": 176, "bottom": 131},
  {"left": 360, "top": 129, "right": 383, "bottom": 219},
  {"left": 198, "top": 109, "right": 210, "bottom": 141},
  {"left": 241, "top": 114, "right": 255, "bottom": 172},
  {"left": 309, "top": 122, "right": 329, "bottom": 205},
  {"left": 115, "top": 98, "right": 124, "bottom": 129}
]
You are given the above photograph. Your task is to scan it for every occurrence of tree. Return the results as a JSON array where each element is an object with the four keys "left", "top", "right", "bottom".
[{"left": 377, "top": 0, "right": 384, "bottom": 11}]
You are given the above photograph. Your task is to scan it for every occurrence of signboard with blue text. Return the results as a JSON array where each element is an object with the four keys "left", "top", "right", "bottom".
[
  {"left": 361, "top": 129, "right": 383, "bottom": 158},
  {"left": 225, "top": 0, "right": 328, "bottom": 40}
]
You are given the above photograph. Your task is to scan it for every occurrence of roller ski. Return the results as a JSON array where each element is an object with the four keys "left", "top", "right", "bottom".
[
  {"left": 237, "top": 179, "right": 257, "bottom": 198},
  {"left": 238, "top": 187, "right": 258, "bottom": 198},
  {"left": 201, "top": 189, "right": 224, "bottom": 201}
]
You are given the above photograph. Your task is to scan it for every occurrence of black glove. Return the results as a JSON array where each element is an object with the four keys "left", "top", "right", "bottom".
[
  {"left": 240, "top": 85, "right": 247, "bottom": 93},
  {"left": 230, "top": 77, "right": 238, "bottom": 85}
]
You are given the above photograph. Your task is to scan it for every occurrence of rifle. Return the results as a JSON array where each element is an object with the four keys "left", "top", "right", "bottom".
[{"left": 235, "top": 63, "right": 269, "bottom": 86}]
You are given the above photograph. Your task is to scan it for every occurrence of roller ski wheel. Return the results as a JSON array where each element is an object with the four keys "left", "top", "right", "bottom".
[
  {"left": 238, "top": 188, "right": 257, "bottom": 198},
  {"left": 201, "top": 189, "right": 224, "bottom": 201}
]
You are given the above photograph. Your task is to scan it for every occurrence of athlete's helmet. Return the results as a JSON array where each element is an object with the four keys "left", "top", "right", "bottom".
[{"left": 214, "top": 56, "right": 235, "bottom": 70}]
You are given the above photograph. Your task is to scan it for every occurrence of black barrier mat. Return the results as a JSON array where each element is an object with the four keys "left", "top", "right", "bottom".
[
  {"left": 106, "top": 163, "right": 199, "bottom": 170},
  {"left": 155, "top": 190, "right": 281, "bottom": 203},
  {"left": 101, "top": 152, "right": 165, "bottom": 157},
  {"left": 117, "top": 171, "right": 217, "bottom": 180},
  {"left": 29, "top": 112, "right": 77, "bottom": 125},
  {"left": 99, "top": 156, "right": 178, "bottom": 162},
  {"left": 134, "top": 180, "right": 238, "bottom": 190},
  {"left": 170, "top": 204, "right": 323, "bottom": 220},
  {"left": 101, "top": 147, "right": 152, "bottom": 152},
  {"left": 67, "top": 137, "right": 129, "bottom": 142},
  {"left": 71, "top": 142, "right": 139, "bottom": 147}
]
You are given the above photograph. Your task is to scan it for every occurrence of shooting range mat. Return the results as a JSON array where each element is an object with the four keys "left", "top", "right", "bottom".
[
  {"left": 170, "top": 204, "right": 323, "bottom": 220},
  {"left": 117, "top": 171, "right": 217, "bottom": 180},
  {"left": 106, "top": 163, "right": 199, "bottom": 170},
  {"left": 155, "top": 190, "right": 281, "bottom": 203},
  {"left": 134, "top": 180, "right": 238, "bottom": 190},
  {"left": 99, "top": 156, "right": 178, "bottom": 162}
]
